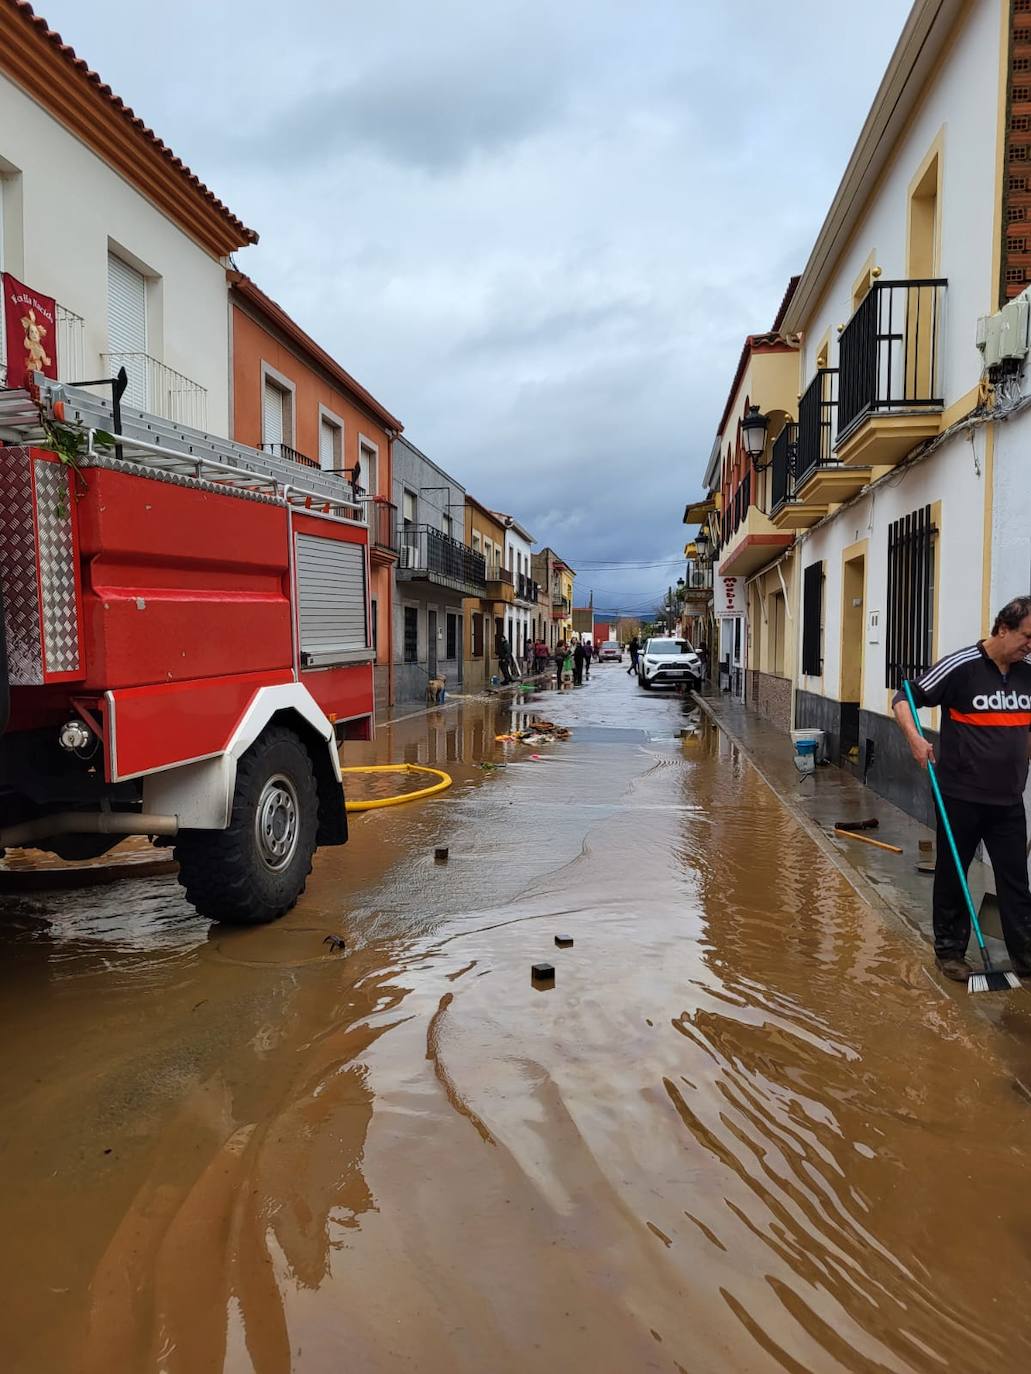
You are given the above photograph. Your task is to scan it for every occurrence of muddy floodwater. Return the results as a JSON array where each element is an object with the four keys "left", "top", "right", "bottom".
[{"left": 5, "top": 670, "right": 1031, "bottom": 1373}]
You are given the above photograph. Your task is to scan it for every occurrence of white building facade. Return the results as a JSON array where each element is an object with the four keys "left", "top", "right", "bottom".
[
  {"left": 0, "top": 6, "right": 255, "bottom": 434},
  {"left": 496, "top": 514, "right": 537, "bottom": 666},
  {"left": 777, "top": 0, "right": 1005, "bottom": 822},
  {"left": 686, "top": 0, "right": 1025, "bottom": 827}
]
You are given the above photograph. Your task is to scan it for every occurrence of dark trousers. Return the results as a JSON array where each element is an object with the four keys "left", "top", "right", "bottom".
[
  {"left": 933, "top": 795, "right": 1031, "bottom": 965},
  {"left": 627, "top": 655, "right": 638, "bottom": 675},
  {"left": 573, "top": 662, "right": 583, "bottom": 685}
]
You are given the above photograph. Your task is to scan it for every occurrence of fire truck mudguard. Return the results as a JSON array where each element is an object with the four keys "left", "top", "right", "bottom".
[{"left": 138, "top": 681, "right": 344, "bottom": 830}]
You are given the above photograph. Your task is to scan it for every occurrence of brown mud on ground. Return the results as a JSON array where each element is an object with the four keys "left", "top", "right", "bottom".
[{"left": 3, "top": 672, "right": 1031, "bottom": 1373}]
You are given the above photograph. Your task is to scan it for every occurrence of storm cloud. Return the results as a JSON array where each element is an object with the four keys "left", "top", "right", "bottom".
[{"left": 41, "top": 0, "right": 910, "bottom": 612}]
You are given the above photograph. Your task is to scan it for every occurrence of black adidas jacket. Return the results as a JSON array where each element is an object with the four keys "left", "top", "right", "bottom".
[{"left": 893, "top": 642, "right": 1031, "bottom": 804}]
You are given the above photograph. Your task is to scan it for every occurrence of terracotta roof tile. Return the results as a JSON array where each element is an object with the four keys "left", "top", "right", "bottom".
[{"left": 7, "top": 1, "right": 257, "bottom": 247}]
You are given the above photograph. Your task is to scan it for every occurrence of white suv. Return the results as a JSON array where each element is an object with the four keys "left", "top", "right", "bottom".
[{"left": 638, "top": 637, "right": 703, "bottom": 691}]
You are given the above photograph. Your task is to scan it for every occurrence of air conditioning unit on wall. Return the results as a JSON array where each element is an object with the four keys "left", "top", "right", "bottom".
[{"left": 977, "top": 287, "right": 1031, "bottom": 368}]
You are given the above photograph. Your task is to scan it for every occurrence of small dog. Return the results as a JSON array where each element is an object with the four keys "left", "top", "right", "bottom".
[{"left": 427, "top": 674, "right": 446, "bottom": 705}]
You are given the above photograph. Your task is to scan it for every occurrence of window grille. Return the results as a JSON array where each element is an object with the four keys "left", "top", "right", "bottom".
[
  {"left": 801, "top": 562, "right": 824, "bottom": 677},
  {"left": 885, "top": 505, "right": 936, "bottom": 689},
  {"left": 404, "top": 606, "right": 418, "bottom": 663}
]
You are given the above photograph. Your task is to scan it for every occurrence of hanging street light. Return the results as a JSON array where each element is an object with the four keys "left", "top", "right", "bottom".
[{"left": 741, "top": 404, "right": 770, "bottom": 462}]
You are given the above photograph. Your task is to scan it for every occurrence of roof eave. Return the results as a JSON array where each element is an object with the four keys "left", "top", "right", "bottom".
[
  {"left": 230, "top": 273, "right": 403, "bottom": 433},
  {"left": 2, "top": 0, "right": 257, "bottom": 256}
]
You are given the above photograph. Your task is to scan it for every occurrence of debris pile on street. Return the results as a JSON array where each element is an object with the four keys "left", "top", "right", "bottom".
[{"left": 494, "top": 719, "right": 572, "bottom": 746}]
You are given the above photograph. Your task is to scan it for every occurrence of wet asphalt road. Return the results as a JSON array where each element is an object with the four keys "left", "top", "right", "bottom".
[{"left": 3, "top": 666, "right": 1031, "bottom": 1373}]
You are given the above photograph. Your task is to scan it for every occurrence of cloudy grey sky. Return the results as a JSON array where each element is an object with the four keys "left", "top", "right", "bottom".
[{"left": 44, "top": 0, "right": 909, "bottom": 615}]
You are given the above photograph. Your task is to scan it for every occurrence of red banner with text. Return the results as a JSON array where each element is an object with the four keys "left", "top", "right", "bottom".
[{"left": 2, "top": 273, "right": 58, "bottom": 390}]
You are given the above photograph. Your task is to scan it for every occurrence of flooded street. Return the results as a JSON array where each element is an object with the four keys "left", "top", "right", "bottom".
[{"left": 4, "top": 669, "right": 1031, "bottom": 1374}]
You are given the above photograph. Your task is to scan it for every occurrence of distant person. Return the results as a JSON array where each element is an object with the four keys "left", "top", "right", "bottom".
[
  {"left": 497, "top": 633, "right": 513, "bottom": 685},
  {"left": 627, "top": 635, "right": 641, "bottom": 676},
  {"left": 583, "top": 639, "right": 594, "bottom": 680},
  {"left": 696, "top": 641, "right": 709, "bottom": 681},
  {"left": 573, "top": 639, "right": 586, "bottom": 686},
  {"left": 553, "top": 641, "right": 566, "bottom": 689}
]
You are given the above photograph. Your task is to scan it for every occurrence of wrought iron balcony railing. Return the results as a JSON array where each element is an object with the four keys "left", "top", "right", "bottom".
[
  {"left": 262, "top": 440, "right": 319, "bottom": 469},
  {"left": 770, "top": 423, "right": 798, "bottom": 512},
  {"left": 398, "top": 523, "right": 486, "bottom": 594},
  {"left": 837, "top": 279, "right": 946, "bottom": 442},
  {"left": 796, "top": 368, "right": 838, "bottom": 487},
  {"left": 726, "top": 471, "right": 751, "bottom": 535},
  {"left": 101, "top": 351, "right": 207, "bottom": 429}
]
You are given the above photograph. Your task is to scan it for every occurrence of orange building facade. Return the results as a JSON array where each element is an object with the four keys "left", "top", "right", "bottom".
[{"left": 228, "top": 273, "right": 403, "bottom": 706}]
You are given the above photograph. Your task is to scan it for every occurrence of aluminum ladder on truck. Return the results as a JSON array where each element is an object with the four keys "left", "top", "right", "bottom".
[{"left": 0, "top": 375, "right": 368, "bottom": 521}]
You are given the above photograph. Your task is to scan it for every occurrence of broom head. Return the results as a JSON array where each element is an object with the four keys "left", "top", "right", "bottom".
[{"left": 968, "top": 969, "right": 1022, "bottom": 993}]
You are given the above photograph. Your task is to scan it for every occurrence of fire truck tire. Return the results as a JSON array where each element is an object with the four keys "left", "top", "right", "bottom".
[{"left": 173, "top": 726, "right": 319, "bottom": 925}]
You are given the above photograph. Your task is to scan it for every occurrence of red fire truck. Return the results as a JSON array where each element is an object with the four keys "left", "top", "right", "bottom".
[{"left": 0, "top": 372, "right": 375, "bottom": 923}]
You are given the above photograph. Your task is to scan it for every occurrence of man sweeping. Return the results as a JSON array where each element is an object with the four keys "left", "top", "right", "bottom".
[{"left": 893, "top": 596, "right": 1031, "bottom": 982}]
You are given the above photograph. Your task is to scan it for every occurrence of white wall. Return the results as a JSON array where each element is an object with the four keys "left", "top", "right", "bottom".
[
  {"left": 799, "top": 0, "right": 998, "bottom": 410},
  {"left": 796, "top": 431, "right": 983, "bottom": 714},
  {"left": 991, "top": 402, "right": 1031, "bottom": 610},
  {"left": 505, "top": 526, "right": 534, "bottom": 656},
  {"left": 0, "top": 74, "right": 231, "bottom": 434}
]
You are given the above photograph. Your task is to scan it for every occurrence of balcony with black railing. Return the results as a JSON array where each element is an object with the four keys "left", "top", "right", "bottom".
[
  {"left": 397, "top": 523, "right": 487, "bottom": 596},
  {"left": 718, "top": 466, "right": 792, "bottom": 577},
  {"left": 835, "top": 278, "right": 947, "bottom": 466},
  {"left": 515, "top": 572, "right": 539, "bottom": 603},
  {"left": 769, "top": 423, "right": 827, "bottom": 532},
  {"left": 793, "top": 366, "right": 871, "bottom": 505}
]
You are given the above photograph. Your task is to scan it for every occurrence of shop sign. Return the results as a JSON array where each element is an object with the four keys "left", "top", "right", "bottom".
[{"left": 714, "top": 574, "right": 743, "bottom": 617}]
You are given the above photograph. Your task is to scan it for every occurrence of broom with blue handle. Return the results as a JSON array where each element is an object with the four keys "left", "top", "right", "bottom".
[{"left": 903, "top": 679, "right": 1020, "bottom": 993}]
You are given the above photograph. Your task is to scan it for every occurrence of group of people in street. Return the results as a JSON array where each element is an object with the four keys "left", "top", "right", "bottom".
[{"left": 496, "top": 633, "right": 596, "bottom": 687}]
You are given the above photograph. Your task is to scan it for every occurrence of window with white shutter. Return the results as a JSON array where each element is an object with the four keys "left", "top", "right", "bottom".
[
  {"left": 319, "top": 417, "right": 341, "bottom": 471},
  {"left": 359, "top": 441, "right": 377, "bottom": 497},
  {"left": 263, "top": 379, "right": 288, "bottom": 447},
  {"left": 107, "top": 253, "right": 147, "bottom": 407}
]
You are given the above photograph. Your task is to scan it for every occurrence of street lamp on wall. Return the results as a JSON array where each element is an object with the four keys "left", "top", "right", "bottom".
[
  {"left": 694, "top": 528, "right": 711, "bottom": 563},
  {"left": 741, "top": 404, "right": 770, "bottom": 467}
]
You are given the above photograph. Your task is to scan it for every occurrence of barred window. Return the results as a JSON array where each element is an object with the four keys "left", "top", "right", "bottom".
[
  {"left": 801, "top": 561, "right": 824, "bottom": 677},
  {"left": 1009, "top": 204, "right": 1027, "bottom": 222},
  {"left": 404, "top": 606, "right": 418, "bottom": 663},
  {"left": 885, "top": 506, "right": 936, "bottom": 690}
]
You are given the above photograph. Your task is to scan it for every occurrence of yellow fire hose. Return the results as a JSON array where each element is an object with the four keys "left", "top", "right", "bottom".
[{"left": 340, "top": 763, "right": 453, "bottom": 812}]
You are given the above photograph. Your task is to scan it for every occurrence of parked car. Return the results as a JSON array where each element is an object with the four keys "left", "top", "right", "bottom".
[
  {"left": 638, "top": 638, "right": 703, "bottom": 690},
  {"left": 598, "top": 640, "right": 622, "bottom": 662}
]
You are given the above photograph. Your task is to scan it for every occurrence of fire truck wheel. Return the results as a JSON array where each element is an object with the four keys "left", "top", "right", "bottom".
[{"left": 174, "top": 726, "right": 319, "bottom": 925}]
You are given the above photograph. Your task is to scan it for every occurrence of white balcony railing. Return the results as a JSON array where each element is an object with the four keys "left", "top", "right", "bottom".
[
  {"left": 102, "top": 351, "right": 207, "bottom": 429},
  {"left": 56, "top": 304, "right": 87, "bottom": 383},
  {"left": 0, "top": 301, "right": 87, "bottom": 388}
]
